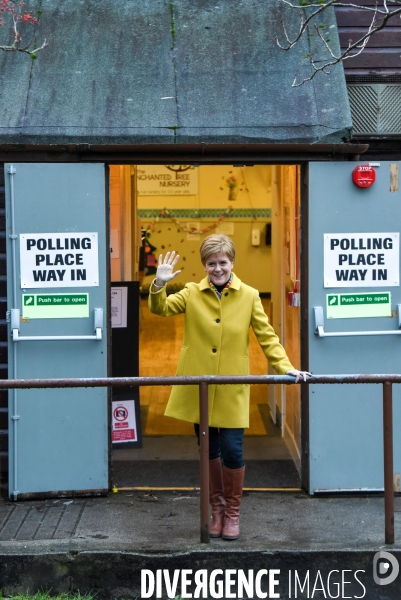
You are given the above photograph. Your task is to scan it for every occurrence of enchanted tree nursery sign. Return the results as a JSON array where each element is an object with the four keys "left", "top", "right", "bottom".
[
  {"left": 324, "top": 233, "right": 399, "bottom": 288},
  {"left": 137, "top": 165, "right": 198, "bottom": 196},
  {"left": 20, "top": 233, "right": 99, "bottom": 288}
]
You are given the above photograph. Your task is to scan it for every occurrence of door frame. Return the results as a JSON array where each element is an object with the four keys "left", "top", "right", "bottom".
[
  {"left": 109, "top": 161, "right": 310, "bottom": 487},
  {"left": 0, "top": 157, "right": 312, "bottom": 494},
  {"left": 300, "top": 162, "right": 310, "bottom": 492}
]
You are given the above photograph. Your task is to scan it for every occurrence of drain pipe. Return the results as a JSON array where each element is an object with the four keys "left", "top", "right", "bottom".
[{"left": 7, "top": 165, "right": 19, "bottom": 500}]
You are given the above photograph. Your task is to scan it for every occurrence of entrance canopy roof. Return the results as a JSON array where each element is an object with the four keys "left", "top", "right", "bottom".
[{"left": 0, "top": 0, "right": 354, "bottom": 149}]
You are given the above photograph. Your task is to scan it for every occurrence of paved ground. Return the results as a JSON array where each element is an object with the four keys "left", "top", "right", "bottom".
[{"left": 1, "top": 490, "right": 401, "bottom": 598}]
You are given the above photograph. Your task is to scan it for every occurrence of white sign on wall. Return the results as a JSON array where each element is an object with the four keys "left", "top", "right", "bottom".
[
  {"left": 111, "top": 287, "right": 128, "bottom": 328},
  {"left": 20, "top": 233, "right": 99, "bottom": 288},
  {"left": 137, "top": 165, "right": 198, "bottom": 195},
  {"left": 112, "top": 400, "right": 137, "bottom": 443},
  {"left": 324, "top": 233, "right": 399, "bottom": 288}
]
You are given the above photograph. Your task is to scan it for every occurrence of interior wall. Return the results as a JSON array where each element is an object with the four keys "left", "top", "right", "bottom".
[
  {"left": 110, "top": 163, "right": 301, "bottom": 455},
  {"left": 110, "top": 165, "right": 134, "bottom": 282},
  {"left": 137, "top": 165, "right": 273, "bottom": 292},
  {"left": 284, "top": 166, "right": 301, "bottom": 458},
  {"left": 110, "top": 165, "right": 123, "bottom": 281},
  {"left": 270, "top": 165, "right": 301, "bottom": 462}
]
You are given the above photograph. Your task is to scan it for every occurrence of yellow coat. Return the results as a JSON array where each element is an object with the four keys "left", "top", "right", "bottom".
[{"left": 148, "top": 273, "right": 294, "bottom": 428}]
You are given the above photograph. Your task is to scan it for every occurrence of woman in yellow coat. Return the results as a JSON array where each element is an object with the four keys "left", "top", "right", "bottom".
[{"left": 149, "top": 234, "right": 310, "bottom": 540}]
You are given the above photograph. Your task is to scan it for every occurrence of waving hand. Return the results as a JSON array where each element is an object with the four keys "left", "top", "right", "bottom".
[{"left": 154, "top": 251, "right": 181, "bottom": 288}]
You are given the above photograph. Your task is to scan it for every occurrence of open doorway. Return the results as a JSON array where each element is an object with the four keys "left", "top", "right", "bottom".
[{"left": 110, "top": 165, "right": 302, "bottom": 489}]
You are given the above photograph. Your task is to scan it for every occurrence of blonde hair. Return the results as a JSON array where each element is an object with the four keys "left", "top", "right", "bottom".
[{"left": 200, "top": 234, "right": 235, "bottom": 265}]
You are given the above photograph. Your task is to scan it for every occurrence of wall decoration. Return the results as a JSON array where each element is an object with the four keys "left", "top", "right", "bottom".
[
  {"left": 218, "top": 170, "right": 246, "bottom": 202},
  {"left": 144, "top": 206, "right": 234, "bottom": 235},
  {"left": 186, "top": 223, "right": 200, "bottom": 241},
  {"left": 138, "top": 208, "right": 271, "bottom": 219},
  {"left": 142, "top": 233, "right": 158, "bottom": 276},
  {"left": 226, "top": 175, "right": 239, "bottom": 201}
]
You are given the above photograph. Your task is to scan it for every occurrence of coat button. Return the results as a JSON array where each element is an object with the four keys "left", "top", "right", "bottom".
[
  {"left": 215, "top": 318, "right": 220, "bottom": 323},
  {"left": 212, "top": 348, "right": 217, "bottom": 353},
  {"left": 224, "top": 292, "right": 228, "bottom": 296}
]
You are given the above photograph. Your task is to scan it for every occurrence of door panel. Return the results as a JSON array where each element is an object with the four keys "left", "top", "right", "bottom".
[
  {"left": 308, "top": 162, "right": 401, "bottom": 493},
  {"left": 5, "top": 163, "right": 109, "bottom": 497}
]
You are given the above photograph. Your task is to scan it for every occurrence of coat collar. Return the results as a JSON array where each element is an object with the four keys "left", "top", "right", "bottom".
[{"left": 199, "top": 272, "right": 241, "bottom": 291}]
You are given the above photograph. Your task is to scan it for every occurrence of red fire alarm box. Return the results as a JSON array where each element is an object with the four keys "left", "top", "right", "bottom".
[{"left": 352, "top": 165, "right": 376, "bottom": 188}]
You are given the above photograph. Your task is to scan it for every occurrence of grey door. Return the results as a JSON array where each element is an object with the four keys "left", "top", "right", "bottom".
[
  {"left": 5, "top": 163, "right": 109, "bottom": 498},
  {"left": 308, "top": 162, "right": 401, "bottom": 493}
]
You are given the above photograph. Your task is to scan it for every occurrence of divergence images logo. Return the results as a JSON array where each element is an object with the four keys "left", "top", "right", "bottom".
[{"left": 373, "top": 551, "right": 399, "bottom": 586}]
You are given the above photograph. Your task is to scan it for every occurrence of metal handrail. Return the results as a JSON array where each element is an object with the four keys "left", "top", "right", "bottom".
[{"left": 1, "top": 373, "right": 398, "bottom": 545}]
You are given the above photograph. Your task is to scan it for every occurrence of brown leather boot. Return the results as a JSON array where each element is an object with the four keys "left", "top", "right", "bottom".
[
  {"left": 222, "top": 464, "right": 245, "bottom": 540},
  {"left": 209, "top": 457, "right": 226, "bottom": 537}
]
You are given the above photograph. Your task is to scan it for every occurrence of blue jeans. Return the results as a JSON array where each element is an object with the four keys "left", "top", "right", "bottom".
[{"left": 194, "top": 424, "right": 244, "bottom": 469}]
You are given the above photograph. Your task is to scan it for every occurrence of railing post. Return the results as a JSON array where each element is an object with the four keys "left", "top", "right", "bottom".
[
  {"left": 199, "top": 381, "right": 210, "bottom": 543},
  {"left": 383, "top": 381, "right": 395, "bottom": 545}
]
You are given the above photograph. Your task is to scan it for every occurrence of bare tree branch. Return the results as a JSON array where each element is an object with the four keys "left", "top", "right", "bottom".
[
  {"left": 277, "top": 0, "right": 338, "bottom": 50},
  {"left": 276, "top": 0, "right": 401, "bottom": 85}
]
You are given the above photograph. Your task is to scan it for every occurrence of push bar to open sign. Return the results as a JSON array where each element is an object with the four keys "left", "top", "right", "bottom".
[
  {"left": 9, "top": 308, "right": 103, "bottom": 341},
  {"left": 314, "top": 305, "right": 401, "bottom": 338}
]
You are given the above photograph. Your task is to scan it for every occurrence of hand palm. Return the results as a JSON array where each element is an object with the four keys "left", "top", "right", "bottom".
[
  {"left": 158, "top": 262, "right": 176, "bottom": 282},
  {"left": 156, "top": 251, "right": 181, "bottom": 284}
]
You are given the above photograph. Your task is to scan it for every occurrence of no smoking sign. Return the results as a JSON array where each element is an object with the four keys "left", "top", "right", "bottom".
[
  {"left": 113, "top": 405, "right": 128, "bottom": 421},
  {"left": 112, "top": 399, "right": 137, "bottom": 444}
]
